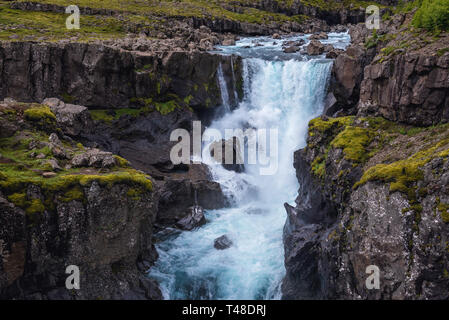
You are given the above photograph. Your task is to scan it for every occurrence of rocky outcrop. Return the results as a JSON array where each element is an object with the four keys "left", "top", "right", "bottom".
[
  {"left": 209, "top": 138, "right": 245, "bottom": 173},
  {"left": 359, "top": 52, "right": 449, "bottom": 126},
  {"left": 175, "top": 206, "right": 206, "bottom": 231},
  {"left": 214, "top": 235, "right": 233, "bottom": 250},
  {"left": 226, "top": 0, "right": 368, "bottom": 26},
  {"left": 0, "top": 185, "right": 161, "bottom": 300},
  {"left": 327, "top": 14, "right": 449, "bottom": 125},
  {"left": 282, "top": 116, "right": 449, "bottom": 300},
  {"left": 0, "top": 41, "right": 243, "bottom": 114},
  {"left": 306, "top": 40, "right": 325, "bottom": 55},
  {"left": 325, "top": 24, "right": 377, "bottom": 116},
  {"left": 0, "top": 101, "right": 162, "bottom": 299},
  {"left": 156, "top": 178, "right": 229, "bottom": 228}
]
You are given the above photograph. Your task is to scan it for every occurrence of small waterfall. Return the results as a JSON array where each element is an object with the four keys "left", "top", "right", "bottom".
[
  {"left": 217, "top": 63, "right": 231, "bottom": 112},
  {"left": 230, "top": 56, "right": 239, "bottom": 102}
]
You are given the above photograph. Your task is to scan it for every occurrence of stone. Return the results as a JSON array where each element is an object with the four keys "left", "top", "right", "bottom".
[
  {"left": 209, "top": 138, "right": 244, "bottom": 173},
  {"left": 306, "top": 40, "right": 325, "bottom": 55},
  {"left": 42, "top": 172, "right": 57, "bottom": 178},
  {"left": 175, "top": 206, "right": 206, "bottom": 231},
  {"left": 214, "top": 235, "right": 233, "bottom": 250},
  {"left": 42, "top": 98, "right": 92, "bottom": 136},
  {"left": 46, "top": 159, "right": 62, "bottom": 171},
  {"left": 71, "top": 148, "right": 117, "bottom": 168},
  {"left": 309, "top": 32, "right": 328, "bottom": 40},
  {"left": 222, "top": 38, "right": 236, "bottom": 46},
  {"left": 283, "top": 46, "right": 300, "bottom": 53}
]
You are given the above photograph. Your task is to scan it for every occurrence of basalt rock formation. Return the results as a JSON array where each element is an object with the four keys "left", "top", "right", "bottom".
[
  {"left": 284, "top": 9, "right": 449, "bottom": 299},
  {"left": 0, "top": 41, "right": 243, "bottom": 114},
  {"left": 283, "top": 116, "right": 449, "bottom": 300},
  {"left": 327, "top": 13, "right": 449, "bottom": 124},
  {"left": 0, "top": 101, "right": 161, "bottom": 299}
]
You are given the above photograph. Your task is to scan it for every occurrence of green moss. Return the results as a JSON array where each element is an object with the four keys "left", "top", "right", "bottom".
[
  {"left": 443, "top": 269, "right": 449, "bottom": 278},
  {"left": 354, "top": 137, "right": 449, "bottom": 198},
  {"left": 89, "top": 110, "right": 114, "bottom": 123},
  {"left": 126, "top": 188, "right": 142, "bottom": 201},
  {"left": 331, "top": 126, "right": 374, "bottom": 163},
  {"left": 311, "top": 156, "right": 326, "bottom": 178},
  {"left": 7, "top": 192, "right": 27, "bottom": 207},
  {"left": 308, "top": 116, "right": 354, "bottom": 135},
  {"left": 61, "top": 93, "right": 75, "bottom": 103},
  {"left": 154, "top": 100, "right": 181, "bottom": 115},
  {"left": 183, "top": 95, "right": 193, "bottom": 105},
  {"left": 437, "top": 48, "right": 449, "bottom": 56},
  {"left": 437, "top": 202, "right": 449, "bottom": 223},
  {"left": 59, "top": 186, "right": 84, "bottom": 203},
  {"left": 25, "top": 199, "right": 45, "bottom": 215},
  {"left": 114, "top": 155, "right": 130, "bottom": 168},
  {"left": 365, "top": 29, "right": 379, "bottom": 49},
  {"left": 24, "top": 105, "right": 56, "bottom": 123}
]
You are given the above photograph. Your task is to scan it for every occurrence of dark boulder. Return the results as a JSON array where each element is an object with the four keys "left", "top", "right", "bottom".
[
  {"left": 209, "top": 137, "right": 244, "bottom": 173},
  {"left": 214, "top": 235, "right": 233, "bottom": 250},
  {"left": 175, "top": 206, "right": 206, "bottom": 231},
  {"left": 306, "top": 40, "right": 325, "bottom": 55}
]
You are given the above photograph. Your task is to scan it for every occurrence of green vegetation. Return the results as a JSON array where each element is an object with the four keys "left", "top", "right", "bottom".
[
  {"left": 89, "top": 108, "right": 143, "bottom": 123},
  {"left": 353, "top": 127, "right": 449, "bottom": 203},
  {"left": 0, "top": 1, "right": 129, "bottom": 41},
  {"left": 412, "top": 0, "right": 449, "bottom": 32},
  {"left": 89, "top": 99, "right": 183, "bottom": 123},
  {"left": 365, "top": 30, "right": 379, "bottom": 49},
  {"left": 24, "top": 105, "right": 56, "bottom": 122},
  {"left": 0, "top": 0, "right": 396, "bottom": 41},
  {"left": 307, "top": 116, "right": 449, "bottom": 194},
  {"left": 437, "top": 48, "right": 449, "bottom": 56},
  {"left": 436, "top": 199, "right": 449, "bottom": 223},
  {"left": 0, "top": 103, "right": 153, "bottom": 220},
  {"left": 331, "top": 126, "right": 374, "bottom": 163}
]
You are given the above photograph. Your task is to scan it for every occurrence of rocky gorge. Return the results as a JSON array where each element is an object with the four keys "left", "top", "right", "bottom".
[
  {"left": 282, "top": 9, "right": 449, "bottom": 299},
  {"left": 0, "top": 0, "right": 448, "bottom": 300}
]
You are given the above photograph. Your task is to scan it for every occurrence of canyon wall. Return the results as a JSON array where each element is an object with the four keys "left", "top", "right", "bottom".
[
  {"left": 0, "top": 41, "right": 242, "bottom": 113},
  {"left": 283, "top": 14, "right": 449, "bottom": 300}
]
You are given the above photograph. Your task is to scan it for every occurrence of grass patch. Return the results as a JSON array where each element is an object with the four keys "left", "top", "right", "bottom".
[{"left": 412, "top": 0, "right": 449, "bottom": 32}]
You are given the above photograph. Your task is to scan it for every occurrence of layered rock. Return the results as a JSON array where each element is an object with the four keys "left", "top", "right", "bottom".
[
  {"left": 0, "top": 101, "right": 161, "bottom": 299},
  {"left": 359, "top": 51, "right": 449, "bottom": 126},
  {"left": 282, "top": 116, "right": 449, "bottom": 300},
  {"left": 325, "top": 24, "right": 377, "bottom": 116},
  {"left": 0, "top": 41, "right": 243, "bottom": 114}
]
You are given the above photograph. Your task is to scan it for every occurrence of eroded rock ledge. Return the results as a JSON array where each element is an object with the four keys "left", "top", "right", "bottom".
[
  {"left": 0, "top": 101, "right": 161, "bottom": 299},
  {"left": 0, "top": 41, "right": 243, "bottom": 114},
  {"left": 283, "top": 116, "right": 449, "bottom": 299}
]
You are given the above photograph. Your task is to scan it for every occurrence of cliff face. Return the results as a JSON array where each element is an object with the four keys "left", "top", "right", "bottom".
[
  {"left": 0, "top": 41, "right": 242, "bottom": 113},
  {"left": 327, "top": 15, "right": 449, "bottom": 125},
  {"left": 359, "top": 50, "right": 449, "bottom": 126},
  {"left": 284, "top": 10, "right": 449, "bottom": 299},
  {"left": 283, "top": 117, "right": 449, "bottom": 299},
  {"left": 0, "top": 101, "right": 161, "bottom": 299}
]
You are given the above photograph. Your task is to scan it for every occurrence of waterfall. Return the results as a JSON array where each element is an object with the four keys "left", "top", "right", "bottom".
[
  {"left": 149, "top": 33, "right": 350, "bottom": 300},
  {"left": 217, "top": 63, "right": 231, "bottom": 112},
  {"left": 230, "top": 56, "right": 239, "bottom": 102}
]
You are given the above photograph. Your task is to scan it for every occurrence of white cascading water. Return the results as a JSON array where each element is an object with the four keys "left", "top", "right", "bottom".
[{"left": 149, "top": 33, "right": 350, "bottom": 300}]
